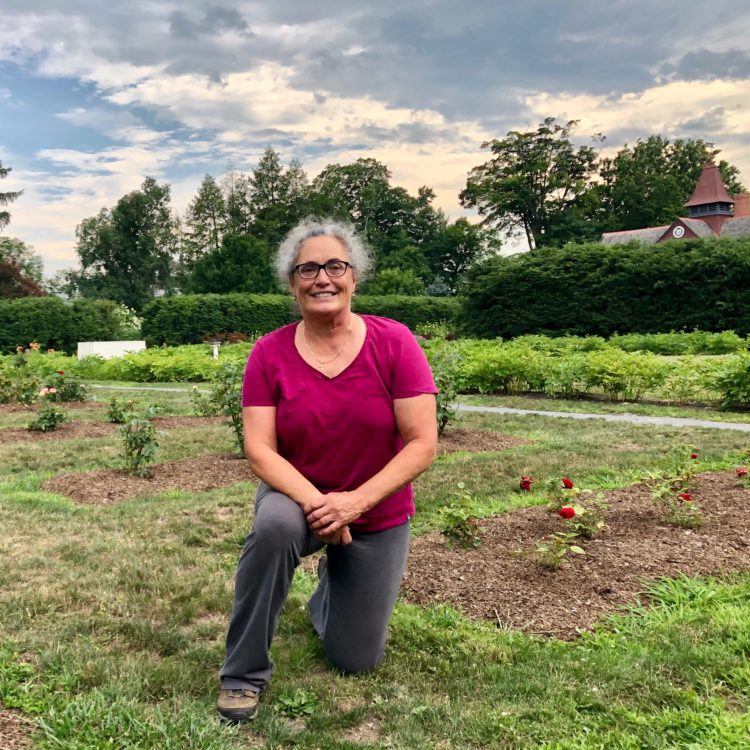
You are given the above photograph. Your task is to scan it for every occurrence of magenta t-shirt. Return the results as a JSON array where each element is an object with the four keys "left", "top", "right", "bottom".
[{"left": 241, "top": 315, "right": 438, "bottom": 532}]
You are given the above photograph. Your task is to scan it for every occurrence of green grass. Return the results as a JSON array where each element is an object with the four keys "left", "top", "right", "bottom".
[{"left": 2, "top": 386, "right": 750, "bottom": 748}]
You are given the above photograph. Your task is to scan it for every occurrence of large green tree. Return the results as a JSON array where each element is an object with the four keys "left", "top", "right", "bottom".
[
  {"left": 460, "top": 118, "right": 601, "bottom": 249},
  {"left": 0, "top": 160, "right": 23, "bottom": 231},
  {"left": 0, "top": 259, "right": 46, "bottom": 298},
  {"left": 70, "top": 177, "right": 178, "bottom": 310},
  {"left": 0, "top": 237, "right": 44, "bottom": 284},
  {"left": 184, "top": 234, "right": 277, "bottom": 294},
  {"left": 424, "top": 218, "right": 498, "bottom": 293},
  {"left": 597, "top": 136, "right": 745, "bottom": 232}
]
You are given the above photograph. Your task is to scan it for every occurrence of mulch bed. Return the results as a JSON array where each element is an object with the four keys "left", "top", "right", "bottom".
[
  {"left": 436, "top": 428, "right": 531, "bottom": 454},
  {"left": 0, "top": 401, "right": 104, "bottom": 414},
  {"left": 0, "top": 703, "right": 33, "bottom": 750},
  {"left": 42, "top": 453, "right": 255, "bottom": 505},
  {"left": 402, "top": 471, "right": 750, "bottom": 637},
  {"left": 38, "top": 428, "right": 525, "bottom": 505},
  {"left": 0, "top": 416, "right": 223, "bottom": 444}
]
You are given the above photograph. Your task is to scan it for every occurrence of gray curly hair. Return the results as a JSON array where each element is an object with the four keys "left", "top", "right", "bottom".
[{"left": 275, "top": 218, "right": 373, "bottom": 290}]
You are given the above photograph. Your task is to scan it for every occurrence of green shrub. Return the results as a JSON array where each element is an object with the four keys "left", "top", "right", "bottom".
[
  {"left": 461, "top": 237, "right": 750, "bottom": 339},
  {"left": 580, "top": 349, "right": 672, "bottom": 401},
  {"left": 0, "top": 297, "right": 138, "bottom": 354},
  {"left": 106, "top": 397, "right": 135, "bottom": 424},
  {"left": 121, "top": 407, "right": 160, "bottom": 477},
  {"left": 440, "top": 483, "right": 481, "bottom": 548},
  {"left": 609, "top": 330, "right": 746, "bottom": 355},
  {"left": 195, "top": 361, "right": 245, "bottom": 453},
  {"left": 28, "top": 403, "right": 68, "bottom": 432},
  {"left": 0, "top": 367, "right": 41, "bottom": 405},
  {"left": 142, "top": 293, "right": 461, "bottom": 346},
  {"left": 426, "top": 343, "right": 460, "bottom": 436},
  {"left": 712, "top": 352, "right": 750, "bottom": 408},
  {"left": 41, "top": 371, "right": 90, "bottom": 402}
]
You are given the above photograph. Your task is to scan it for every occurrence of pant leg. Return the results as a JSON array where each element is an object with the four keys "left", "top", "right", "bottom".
[
  {"left": 220, "top": 482, "right": 323, "bottom": 691},
  {"left": 308, "top": 520, "right": 410, "bottom": 674}
]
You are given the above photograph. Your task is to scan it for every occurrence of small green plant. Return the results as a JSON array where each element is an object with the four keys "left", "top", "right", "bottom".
[
  {"left": 106, "top": 397, "right": 136, "bottom": 424},
  {"left": 0, "top": 367, "right": 41, "bottom": 405},
  {"left": 428, "top": 343, "right": 460, "bottom": 436},
  {"left": 120, "top": 407, "right": 160, "bottom": 477},
  {"left": 208, "top": 362, "right": 244, "bottom": 453},
  {"left": 190, "top": 385, "right": 220, "bottom": 417},
  {"left": 274, "top": 688, "right": 317, "bottom": 718},
  {"left": 662, "top": 492, "right": 702, "bottom": 529},
  {"left": 440, "top": 482, "right": 481, "bottom": 548},
  {"left": 533, "top": 532, "right": 585, "bottom": 570},
  {"left": 27, "top": 403, "right": 68, "bottom": 432}
]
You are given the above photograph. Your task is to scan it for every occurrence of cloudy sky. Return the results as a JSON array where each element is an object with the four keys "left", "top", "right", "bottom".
[{"left": 2, "top": 0, "right": 750, "bottom": 275}]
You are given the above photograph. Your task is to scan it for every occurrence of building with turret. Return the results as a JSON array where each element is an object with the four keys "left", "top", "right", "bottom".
[{"left": 600, "top": 161, "right": 750, "bottom": 245}]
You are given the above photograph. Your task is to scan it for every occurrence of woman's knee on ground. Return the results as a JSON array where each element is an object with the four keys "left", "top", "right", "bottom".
[{"left": 323, "top": 638, "right": 385, "bottom": 675}]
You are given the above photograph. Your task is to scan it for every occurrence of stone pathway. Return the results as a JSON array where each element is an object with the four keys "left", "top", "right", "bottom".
[{"left": 456, "top": 403, "right": 750, "bottom": 433}]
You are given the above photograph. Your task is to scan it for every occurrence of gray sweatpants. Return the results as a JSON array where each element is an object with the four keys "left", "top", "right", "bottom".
[{"left": 219, "top": 482, "right": 410, "bottom": 692}]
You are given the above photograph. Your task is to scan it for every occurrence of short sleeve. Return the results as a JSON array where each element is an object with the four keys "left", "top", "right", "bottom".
[
  {"left": 241, "top": 338, "right": 276, "bottom": 407},
  {"left": 389, "top": 324, "right": 439, "bottom": 399}
]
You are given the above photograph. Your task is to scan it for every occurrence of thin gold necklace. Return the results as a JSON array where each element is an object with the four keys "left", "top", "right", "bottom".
[{"left": 301, "top": 318, "right": 353, "bottom": 371}]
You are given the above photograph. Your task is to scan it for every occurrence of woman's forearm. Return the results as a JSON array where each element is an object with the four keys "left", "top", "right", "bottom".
[
  {"left": 352, "top": 437, "right": 437, "bottom": 515},
  {"left": 245, "top": 443, "right": 321, "bottom": 510}
]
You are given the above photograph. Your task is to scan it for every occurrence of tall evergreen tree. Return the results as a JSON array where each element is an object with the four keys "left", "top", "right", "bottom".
[
  {"left": 183, "top": 174, "right": 227, "bottom": 263},
  {"left": 0, "top": 160, "right": 23, "bottom": 231}
]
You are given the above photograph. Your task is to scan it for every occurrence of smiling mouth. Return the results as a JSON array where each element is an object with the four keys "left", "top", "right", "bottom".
[{"left": 310, "top": 292, "right": 337, "bottom": 298}]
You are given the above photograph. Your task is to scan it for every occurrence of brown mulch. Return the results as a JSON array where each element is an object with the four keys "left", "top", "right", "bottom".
[
  {"left": 437, "top": 428, "right": 531, "bottom": 454},
  {"left": 0, "top": 416, "right": 223, "bottom": 444},
  {"left": 42, "top": 453, "right": 255, "bottom": 505},
  {"left": 0, "top": 401, "right": 104, "bottom": 414},
  {"left": 402, "top": 471, "right": 750, "bottom": 638},
  {"left": 0, "top": 704, "right": 33, "bottom": 750}
]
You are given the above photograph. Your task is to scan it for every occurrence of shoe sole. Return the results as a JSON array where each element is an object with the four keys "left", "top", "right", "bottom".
[{"left": 217, "top": 707, "right": 258, "bottom": 724}]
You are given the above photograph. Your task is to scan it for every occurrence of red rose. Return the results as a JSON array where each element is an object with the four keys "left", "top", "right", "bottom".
[
  {"left": 690, "top": 453, "right": 698, "bottom": 459},
  {"left": 561, "top": 477, "right": 574, "bottom": 489},
  {"left": 737, "top": 466, "right": 748, "bottom": 478},
  {"left": 678, "top": 493, "right": 693, "bottom": 502},
  {"left": 559, "top": 506, "right": 576, "bottom": 519},
  {"left": 519, "top": 476, "right": 532, "bottom": 491},
  {"left": 57, "top": 370, "right": 65, "bottom": 375}
]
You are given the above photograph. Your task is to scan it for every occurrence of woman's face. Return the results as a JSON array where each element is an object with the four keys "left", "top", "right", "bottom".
[{"left": 291, "top": 235, "right": 356, "bottom": 318}]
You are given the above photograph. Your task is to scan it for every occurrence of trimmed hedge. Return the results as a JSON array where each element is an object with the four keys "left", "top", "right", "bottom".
[
  {"left": 0, "top": 297, "right": 130, "bottom": 354},
  {"left": 461, "top": 237, "right": 750, "bottom": 339},
  {"left": 141, "top": 293, "right": 460, "bottom": 345}
]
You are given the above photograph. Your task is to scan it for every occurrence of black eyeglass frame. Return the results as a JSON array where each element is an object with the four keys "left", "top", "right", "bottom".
[{"left": 291, "top": 260, "right": 353, "bottom": 279}]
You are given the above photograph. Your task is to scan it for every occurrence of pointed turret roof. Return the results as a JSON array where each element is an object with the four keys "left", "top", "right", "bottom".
[{"left": 684, "top": 161, "right": 734, "bottom": 207}]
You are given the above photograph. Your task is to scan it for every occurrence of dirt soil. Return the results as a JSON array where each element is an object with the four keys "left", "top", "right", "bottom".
[
  {"left": 42, "top": 453, "right": 255, "bottom": 505},
  {"left": 0, "top": 704, "right": 32, "bottom": 750},
  {"left": 402, "top": 471, "right": 750, "bottom": 637},
  {"left": 0, "top": 415, "right": 223, "bottom": 444},
  {"left": 38, "top": 428, "right": 523, "bottom": 505}
]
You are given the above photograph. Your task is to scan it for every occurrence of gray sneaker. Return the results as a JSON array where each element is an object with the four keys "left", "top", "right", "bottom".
[{"left": 216, "top": 688, "right": 259, "bottom": 723}]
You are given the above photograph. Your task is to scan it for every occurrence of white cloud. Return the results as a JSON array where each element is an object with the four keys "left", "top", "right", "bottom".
[{"left": 526, "top": 78, "right": 750, "bottom": 182}]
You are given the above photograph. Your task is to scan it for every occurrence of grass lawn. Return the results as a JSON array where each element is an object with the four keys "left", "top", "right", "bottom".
[{"left": 2, "top": 385, "right": 750, "bottom": 748}]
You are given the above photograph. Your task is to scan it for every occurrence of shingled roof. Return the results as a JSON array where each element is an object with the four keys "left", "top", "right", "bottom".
[
  {"left": 599, "top": 226, "right": 669, "bottom": 246},
  {"left": 680, "top": 218, "right": 717, "bottom": 238},
  {"left": 685, "top": 162, "right": 734, "bottom": 207},
  {"left": 720, "top": 216, "right": 750, "bottom": 238}
]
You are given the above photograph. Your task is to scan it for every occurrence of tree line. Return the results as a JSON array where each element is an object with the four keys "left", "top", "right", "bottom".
[{"left": 0, "top": 120, "right": 745, "bottom": 311}]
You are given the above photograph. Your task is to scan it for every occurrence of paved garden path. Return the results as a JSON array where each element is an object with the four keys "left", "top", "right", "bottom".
[
  {"left": 89, "top": 385, "right": 750, "bottom": 433},
  {"left": 456, "top": 403, "right": 750, "bottom": 433}
]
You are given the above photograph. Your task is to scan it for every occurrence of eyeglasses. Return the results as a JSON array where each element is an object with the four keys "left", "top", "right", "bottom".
[{"left": 292, "top": 260, "right": 352, "bottom": 279}]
